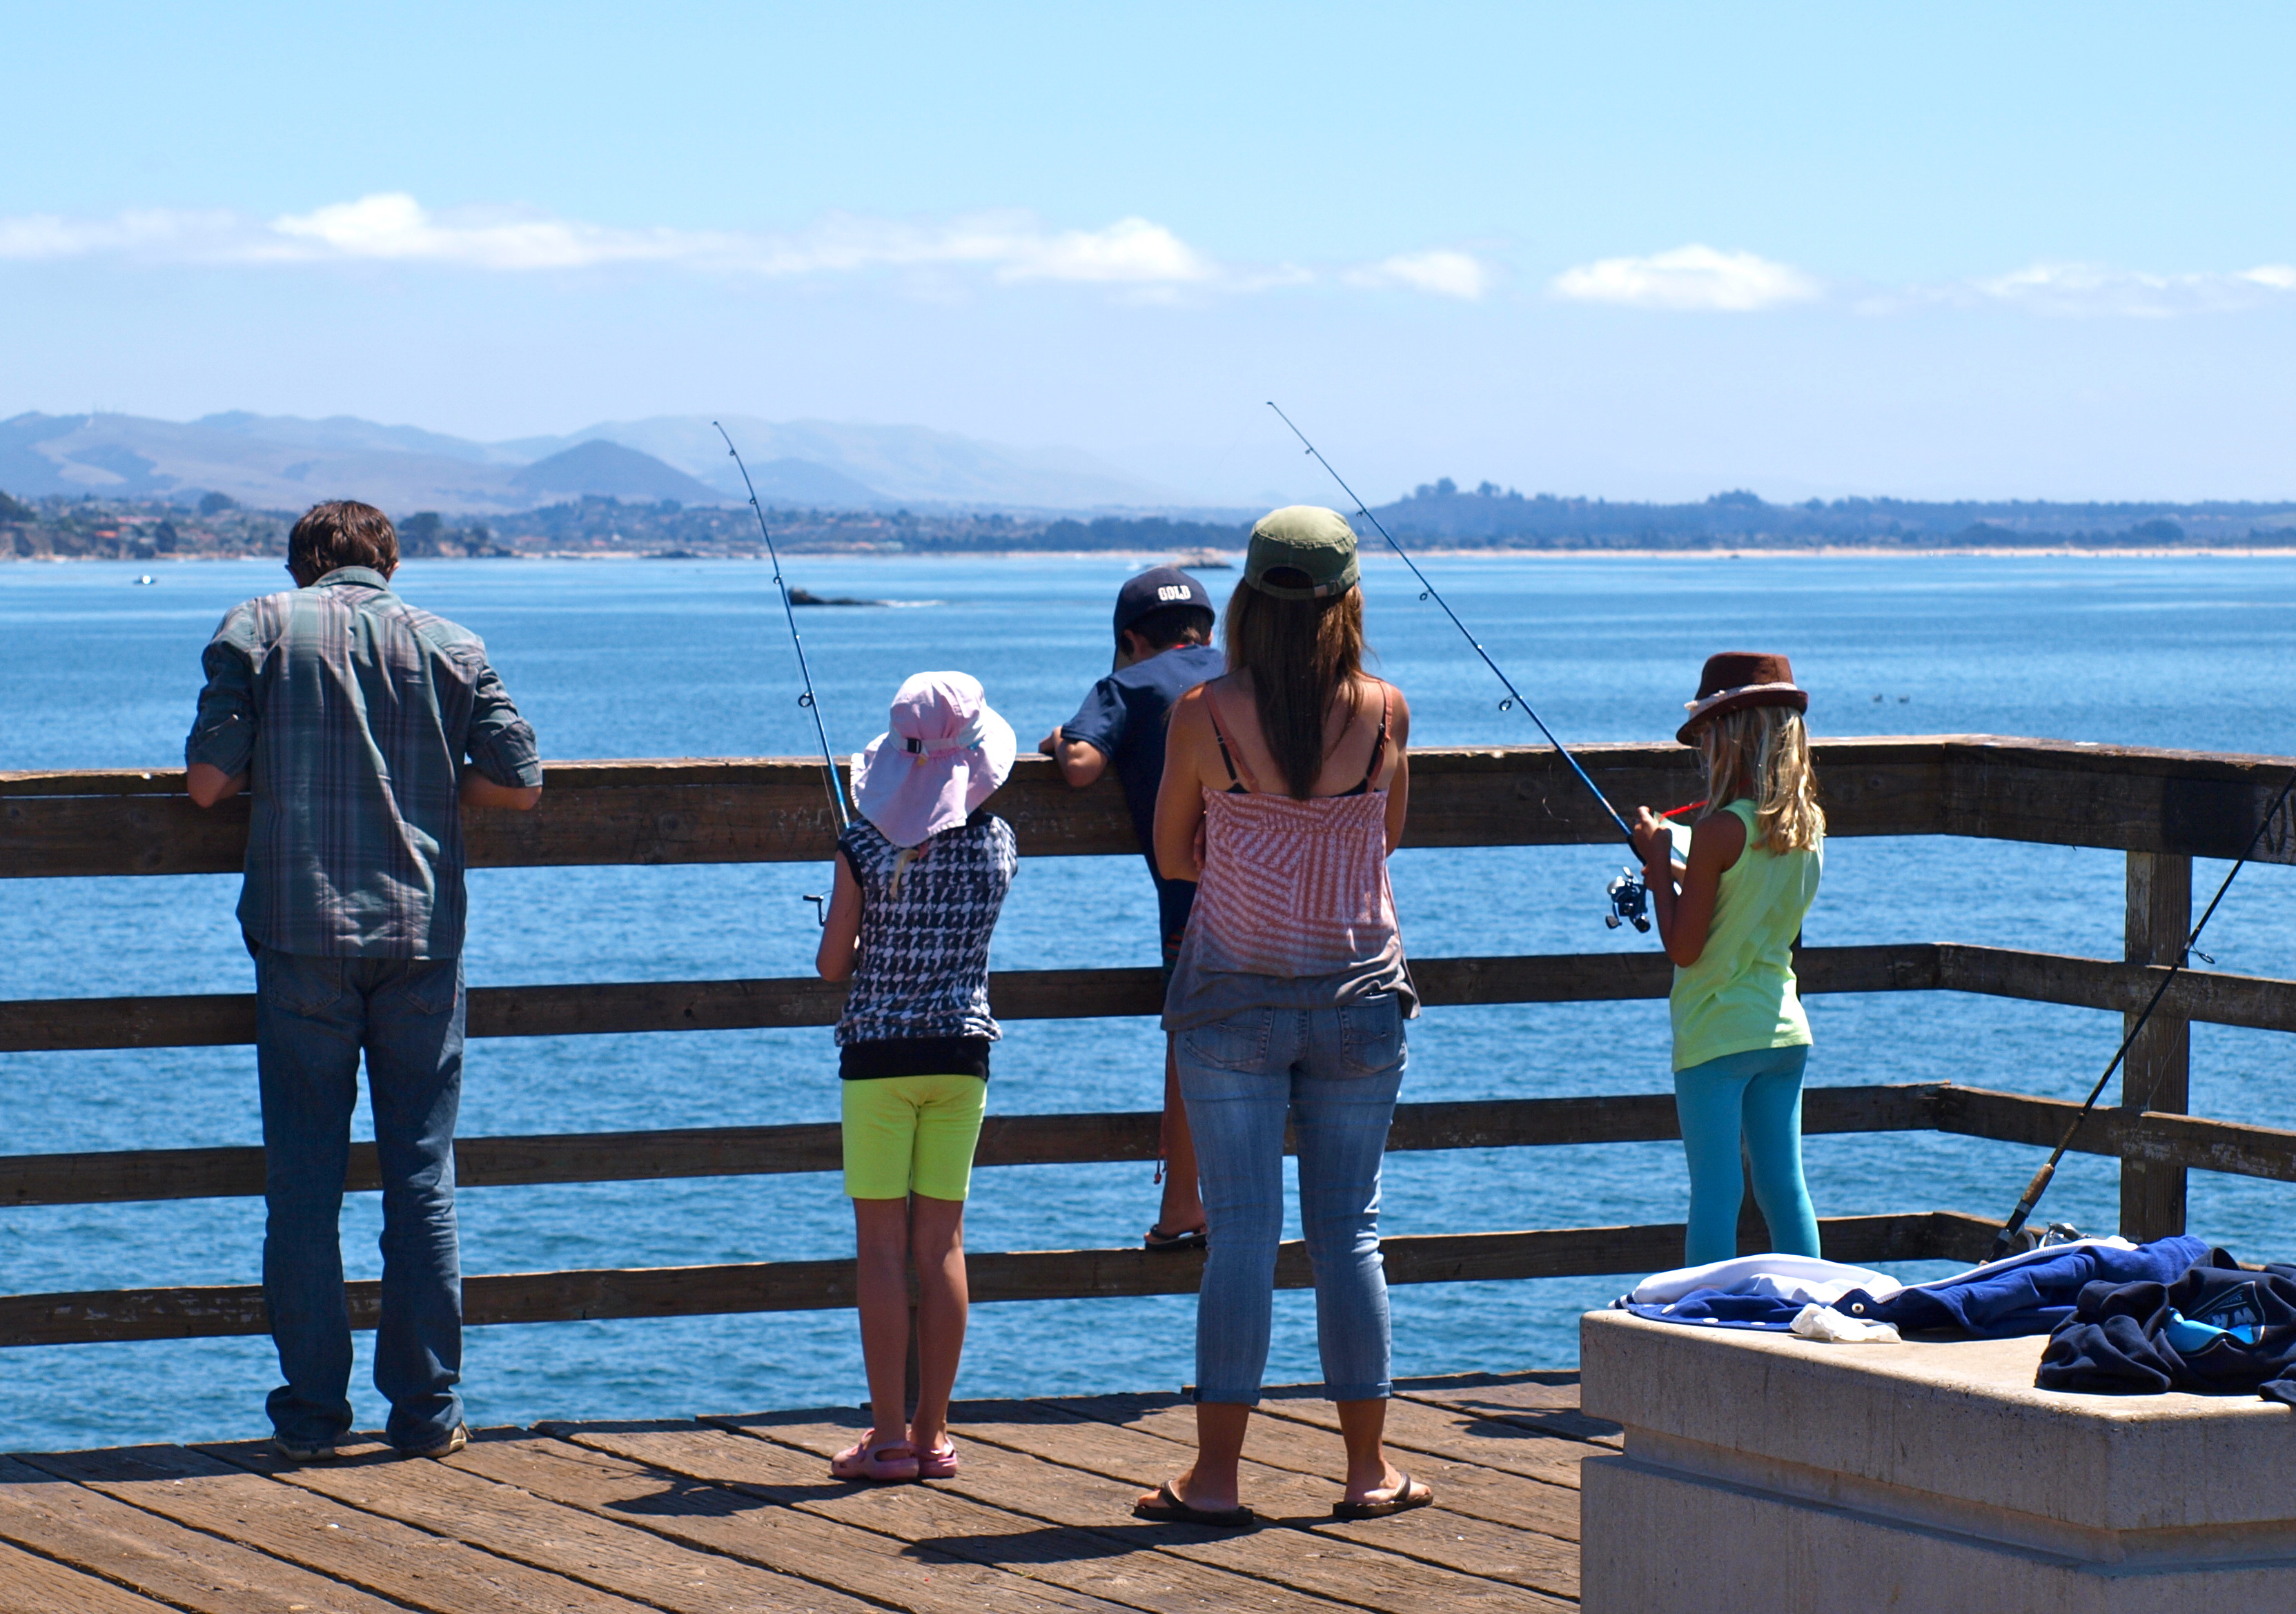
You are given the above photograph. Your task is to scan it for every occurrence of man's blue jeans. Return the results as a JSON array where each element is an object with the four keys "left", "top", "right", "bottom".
[
  {"left": 1174, "top": 992, "right": 1407, "bottom": 1405},
  {"left": 254, "top": 946, "right": 464, "bottom": 1451}
]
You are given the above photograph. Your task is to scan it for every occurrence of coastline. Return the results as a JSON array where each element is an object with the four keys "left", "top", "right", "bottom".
[{"left": 12, "top": 544, "right": 2296, "bottom": 564}]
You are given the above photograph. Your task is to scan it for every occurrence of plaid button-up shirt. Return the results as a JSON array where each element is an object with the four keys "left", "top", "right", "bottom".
[{"left": 184, "top": 567, "right": 541, "bottom": 958}]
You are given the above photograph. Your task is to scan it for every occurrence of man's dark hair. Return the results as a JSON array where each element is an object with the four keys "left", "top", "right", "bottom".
[
  {"left": 288, "top": 501, "right": 398, "bottom": 583},
  {"left": 1126, "top": 602, "right": 1215, "bottom": 651}
]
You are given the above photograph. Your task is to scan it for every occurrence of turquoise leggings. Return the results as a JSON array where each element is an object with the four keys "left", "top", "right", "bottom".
[{"left": 1673, "top": 1045, "right": 1821, "bottom": 1266}]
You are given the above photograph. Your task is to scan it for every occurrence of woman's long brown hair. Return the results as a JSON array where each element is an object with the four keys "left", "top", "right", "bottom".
[{"left": 1221, "top": 578, "right": 1366, "bottom": 798}]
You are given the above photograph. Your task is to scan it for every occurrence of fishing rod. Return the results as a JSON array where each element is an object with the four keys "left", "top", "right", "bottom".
[
  {"left": 1266, "top": 402, "right": 1663, "bottom": 930},
  {"left": 716, "top": 421, "right": 850, "bottom": 832},
  {"left": 1988, "top": 762, "right": 2296, "bottom": 1259}
]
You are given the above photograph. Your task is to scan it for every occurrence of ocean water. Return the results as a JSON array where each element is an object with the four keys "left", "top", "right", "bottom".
[{"left": 5, "top": 551, "right": 2296, "bottom": 1452}]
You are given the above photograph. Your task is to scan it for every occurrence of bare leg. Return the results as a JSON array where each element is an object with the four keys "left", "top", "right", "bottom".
[
  {"left": 905, "top": 1192, "right": 969, "bottom": 1453},
  {"left": 1335, "top": 1398, "right": 1408, "bottom": 1504},
  {"left": 1137, "top": 1401, "right": 1250, "bottom": 1513},
  {"left": 1153, "top": 1038, "right": 1206, "bottom": 1237},
  {"left": 851, "top": 1197, "right": 914, "bottom": 1446}
]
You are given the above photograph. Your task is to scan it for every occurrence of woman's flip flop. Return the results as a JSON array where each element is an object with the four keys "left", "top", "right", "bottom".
[
  {"left": 1143, "top": 1223, "right": 1208, "bottom": 1252},
  {"left": 1133, "top": 1479, "right": 1255, "bottom": 1528},
  {"left": 1331, "top": 1473, "right": 1434, "bottom": 1519}
]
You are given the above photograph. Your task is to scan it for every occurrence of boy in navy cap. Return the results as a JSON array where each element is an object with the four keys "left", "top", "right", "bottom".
[{"left": 1039, "top": 566, "right": 1223, "bottom": 1248}]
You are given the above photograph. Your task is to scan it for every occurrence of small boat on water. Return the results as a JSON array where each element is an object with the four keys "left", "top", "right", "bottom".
[
  {"left": 1173, "top": 548, "right": 1233, "bottom": 571},
  {"left": 132, "top": 575, "right": 157, "bottom": 586}
]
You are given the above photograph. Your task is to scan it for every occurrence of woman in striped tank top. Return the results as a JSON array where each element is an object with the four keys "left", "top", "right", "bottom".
[{"left": 1132, "top": 506, "right": 1429, "bottom": 1529}]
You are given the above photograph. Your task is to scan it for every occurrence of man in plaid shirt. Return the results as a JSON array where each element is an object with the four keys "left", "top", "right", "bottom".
[{"left": 186, "top": 500, "right": 541, "bottom": 1462}]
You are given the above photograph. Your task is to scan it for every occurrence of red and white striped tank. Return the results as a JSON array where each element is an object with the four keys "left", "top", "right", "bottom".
[{"left": 1161, "top": 685, "right": 1416, "bottom": 1031}]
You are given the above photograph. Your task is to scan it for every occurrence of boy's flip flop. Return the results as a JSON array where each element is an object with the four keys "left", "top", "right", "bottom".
[
  {"left": 1331, "top": 1473, "right": 1434, "bottom": 1519},
  {"left": 1144, "top": 1224, "right": 1208, "bottom": 1252},
  {"left": 1134, "top": 1479, "right": 1255, "bottom": 1528}
]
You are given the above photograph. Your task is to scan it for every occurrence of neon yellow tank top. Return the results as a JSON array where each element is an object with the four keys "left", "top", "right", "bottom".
[{"left": 1669, "top": 798, "right": 1823, "bottom": 1072}]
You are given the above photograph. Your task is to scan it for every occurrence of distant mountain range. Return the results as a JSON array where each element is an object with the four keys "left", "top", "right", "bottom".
[{"left": 0, "top": 410, "right": 1177, "bottom": 515}]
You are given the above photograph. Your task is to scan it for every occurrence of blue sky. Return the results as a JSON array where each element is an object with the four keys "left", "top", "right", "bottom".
[{"left": 4, "top": 2, "right": 2292, "bottom": 502}]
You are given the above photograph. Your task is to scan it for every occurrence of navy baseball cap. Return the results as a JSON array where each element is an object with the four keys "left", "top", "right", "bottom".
[{"left": 1112, "top": 566, "right": 1214, "bottom": 642}]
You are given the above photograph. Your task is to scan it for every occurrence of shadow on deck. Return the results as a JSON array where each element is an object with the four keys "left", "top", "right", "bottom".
[{"left": 0, "top": 1371, "right": 1613, "bottom": 1612}]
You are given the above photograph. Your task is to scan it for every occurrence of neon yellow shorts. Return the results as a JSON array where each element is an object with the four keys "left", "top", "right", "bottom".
[{"left": 841, "top": 1074, "right": 988, "bottom": 1201}]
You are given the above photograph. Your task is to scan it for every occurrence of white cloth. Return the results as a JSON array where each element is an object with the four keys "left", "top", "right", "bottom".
[
  {"left": 1628, "top": 1253, "right": 1907, "bottom": 1308},
  {"left": 1791, "top": 1303, "right": 1903, "bottom": 1344}
]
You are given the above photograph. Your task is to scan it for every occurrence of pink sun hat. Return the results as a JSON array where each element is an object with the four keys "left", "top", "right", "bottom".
[{"left": 850, "top": 671, "right": 1018, "bottom": 848}]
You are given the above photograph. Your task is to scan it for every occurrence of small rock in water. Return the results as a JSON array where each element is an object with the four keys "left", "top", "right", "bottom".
[{"left": 787, "top": 587, "right": 888, "bottom": 607}]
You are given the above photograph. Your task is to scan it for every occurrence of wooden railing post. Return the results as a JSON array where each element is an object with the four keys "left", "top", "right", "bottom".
[{"left": 2122, "top": 851, "right": 2192, "bottom": 1239}]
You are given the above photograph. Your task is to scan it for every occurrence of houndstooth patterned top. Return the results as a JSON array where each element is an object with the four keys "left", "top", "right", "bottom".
[{"left": 834, "top": 812, "right": 1019, "bottom": 1047}]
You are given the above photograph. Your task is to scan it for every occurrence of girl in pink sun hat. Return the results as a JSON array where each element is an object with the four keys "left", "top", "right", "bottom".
[{"left": 816, "top": 671, "right": 1019, "bottom": 1483}]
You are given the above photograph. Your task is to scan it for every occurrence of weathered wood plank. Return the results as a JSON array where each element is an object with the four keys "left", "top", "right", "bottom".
[
  {"left": 1253, "top": 1392, "right": 1599, "bottom": 1494},
  {"left": 0, "top": 737, "right": 2051, "bottom": 879},
  {"left": 1932, "top": 945, "right": 2296, "bottom": 1031},
  {"left": 0, "top": 1084, "right": 1945, "bottom": 1207},
  {"left": 0, "top": 943, "right": 1959, "bottom": 1055},
  {"left": 0, "top": 1451, "right": 411, "bottom": 1614},
  {"left": 1933, "top": 1086, "right": 2296, "bottom": 1183},
  {"left": 936, "top": 1404, "right": 1576, "bottom": 1608},
  {"left": 202, "top": 1434, "right": 902, "bottom": 1614},
  {"left": 21, "top": 938, "right": 2296, "bottom": 1061},
  {"left": 1052, "top": 1388, "right": 1586, "bottom": 1546},
  {"left": 1941, "top": 738, "right": 2296, "bottom": 861},
  {"left": 0, "top": 1537, "right": 179, "bottom": 1614},
  {"left": 532, "top": 1420, "right": 1350, "bottom": 1614},
  {"left": 718, "top": 1406, "right": 1559, "bottom": 1613},
  {"left": 0, "top": 1214, "right": 1969, "bottom": 1346},
  {"left": 15, "top": 1443, "right": 655, "bottom": 1614},
  {"left": 12, "top": 737, "right": 2296, "bottom": 876},
  {"left": 1393, "top": 1372, "right": 1622, "bottom": 1449}
]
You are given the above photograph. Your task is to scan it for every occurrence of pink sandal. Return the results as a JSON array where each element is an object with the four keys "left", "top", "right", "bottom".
[
  {"left": 915, "top": 1438, "right": 959, "bottom": 1479},
  {"left": 830, "top": 1433, "right": 919, "bottom": 1483}
]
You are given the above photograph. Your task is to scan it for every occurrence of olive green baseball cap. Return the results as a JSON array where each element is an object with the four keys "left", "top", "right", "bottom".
[{"left": 1245, "top": 505, "right": 1360, "bottom": 599}]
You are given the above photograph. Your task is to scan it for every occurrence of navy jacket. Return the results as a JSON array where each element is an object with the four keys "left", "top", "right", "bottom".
[{"left": 2037, "top": 1251, "right": 2296, "bottom": 1403}]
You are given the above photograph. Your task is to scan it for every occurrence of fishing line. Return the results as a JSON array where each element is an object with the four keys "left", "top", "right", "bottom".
[
  {"left": 1268, "top": 403, "right": 1640, "bottom": 843},
  {"left": 1988, "top": 762, "right": 2296, "bottom": 1259},
  {"left": 1268, "top": 402, "right": 1669, "bottom": 928},
  {"left": 716, "top": 422, "right": 850, "bottom": 831}
]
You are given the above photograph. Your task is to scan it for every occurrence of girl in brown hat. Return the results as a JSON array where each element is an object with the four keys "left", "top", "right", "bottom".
[{"left": 1630, "top": 653, "right": 1826, "bottom": 1267}]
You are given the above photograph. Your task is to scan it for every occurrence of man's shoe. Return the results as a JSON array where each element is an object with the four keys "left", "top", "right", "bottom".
[
  {"left": 402, "top": 1423, "right": 467, "bottom": 1459},
  {"left": 271, "top": 1435, "right": 338, "bottom": 1463}
]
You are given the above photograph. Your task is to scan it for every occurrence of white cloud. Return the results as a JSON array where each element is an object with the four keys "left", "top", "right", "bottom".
[
  {"left": 1345, "top": 250, "right": 1495, "bottom": 300},
  {"left": 1549, "top": 244, "right": 1822, "bottom": 311},
  {"left": 1955, "top": 260, "right": 2296, "bottom": 317},
  {"left": 0, "top": 194, "right": 1451, "bottom": 299},
  {"left": 265, "top": 194, "right": 725, "bottom": 270}
]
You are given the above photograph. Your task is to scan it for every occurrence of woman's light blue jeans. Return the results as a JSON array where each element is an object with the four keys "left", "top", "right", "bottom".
[
  {"left": 1674, "top": 1043, "right": 1821, "bottom": 1267},
  {"left": 1174, "top": 992, "right": 1406, "bottom": 1405}
]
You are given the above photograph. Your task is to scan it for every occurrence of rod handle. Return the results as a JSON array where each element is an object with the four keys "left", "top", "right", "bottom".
[{"left": 1986, "top": 1161, "right": 2057, "bottom": 1261}]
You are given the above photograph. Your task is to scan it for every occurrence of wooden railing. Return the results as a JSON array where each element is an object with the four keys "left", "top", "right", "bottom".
[{"left": 4, "top": 736, "right": 2294, "bottom": 1349}]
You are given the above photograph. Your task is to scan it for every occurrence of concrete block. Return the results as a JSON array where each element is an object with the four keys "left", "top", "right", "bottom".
[{"left": 1580, "top": 1308, "right": 2296, "bottom": 1612}]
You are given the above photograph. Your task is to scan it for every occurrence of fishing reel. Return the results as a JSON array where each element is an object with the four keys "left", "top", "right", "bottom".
[
  {"left": 1999, "top": 1220, "right": 2086, "bottom": 1257},
  {"left": 1605, "top": 868, "right": 1652, "bottom": 932}
]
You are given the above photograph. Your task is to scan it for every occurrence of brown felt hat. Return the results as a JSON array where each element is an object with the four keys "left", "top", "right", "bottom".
[{"left": 1677, "top": 651, "right": 1809, "bottom": 746}]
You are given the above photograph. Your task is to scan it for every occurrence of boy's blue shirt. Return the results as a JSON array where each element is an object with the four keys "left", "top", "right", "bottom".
[{"left": 1061, "top": 643, "right": 1225, "bottom": 858}]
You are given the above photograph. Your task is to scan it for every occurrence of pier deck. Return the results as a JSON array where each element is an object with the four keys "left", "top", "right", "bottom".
[{"left": 0, "top": 1370, "right": 1606, "bottom": 1613}]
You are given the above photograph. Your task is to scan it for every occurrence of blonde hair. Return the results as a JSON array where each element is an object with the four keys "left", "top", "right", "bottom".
[{"left": 1696, "top": 705, "right": 1825, "bottom": 854}]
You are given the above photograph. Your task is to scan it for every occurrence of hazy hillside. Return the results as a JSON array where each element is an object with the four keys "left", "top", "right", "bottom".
[
  {"left": 509, "top": 441, "right": 723, "bottom": 504},
  {"left": 504, "top": 415, "right": 1175, "bottom": 507},
  {"left": 1368, "top": 480, "right": 2296, "bottom": 548},
  {"left": 0, "top": 409, "right": 1173, "bottom": 514},
  {"left": 0, "top": 412, "right": 723, "bottom": 515}
]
